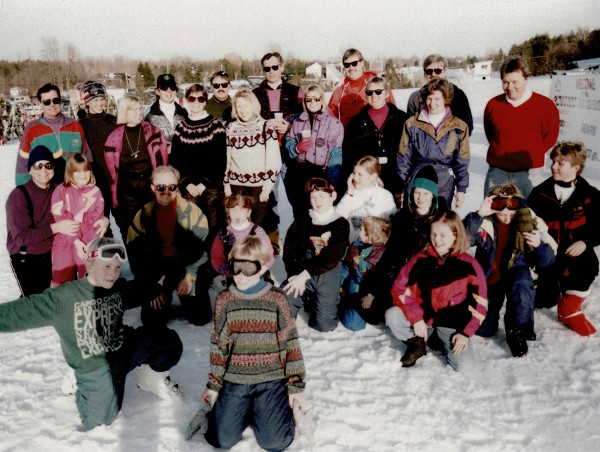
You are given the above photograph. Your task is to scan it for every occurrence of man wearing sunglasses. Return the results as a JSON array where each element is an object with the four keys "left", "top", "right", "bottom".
[
  {"left": 406, "top": 54, "right": 473, "bottom": 135},
  {"left": 205, "top": 71, "right": 234, "bottom": 124},
  {"left": 0, "top": 236, "right": 184, "bottom": 430},
  {"left": 127, "top": 165, "right": 212, "bottom": 328},
  {"left": 145, "top": 74, "right": 187, "bottom": 152},
  {"left": 16, "top": 83, "right": 91, "bottom": 186}
]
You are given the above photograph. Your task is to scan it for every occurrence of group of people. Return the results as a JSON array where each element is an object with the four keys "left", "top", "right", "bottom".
[{"left": 1, "top": 48, "right": 598, "bottom": 451}]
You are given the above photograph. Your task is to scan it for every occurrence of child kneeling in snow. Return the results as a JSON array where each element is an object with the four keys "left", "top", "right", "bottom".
[
  {"left": 201, "top": 236, "right": 306, "bottom": 450},
  {"left": 386, "top": 211, "right": 488, "bottom": 371}
]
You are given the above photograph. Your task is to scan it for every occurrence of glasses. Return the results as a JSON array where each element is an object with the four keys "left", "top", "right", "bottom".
[
  {"left": 31, "top": 161, "right": 55, "bottom": 170},
  {"left": 88, "top": 244, "right": 128, "bottom": 262},
  {"left": 425, "top": 68, "right": 444, "bottom": 76},
  {"left": 343, "top": 60, "right": 362, "bottom": 68},
  {"left": 228, "top": 259, "right": 262, "bottom": 277},
  {"left": 159, "top": 86, "right": 177, "bottom": 92},
  {"left": 224, "top": 194, "right": 254, "bottom": 209},
  {"left": 187, "top": 95, "right": 207, "bottom": 103},
  {"left": 153, "top": 184, "right": 178, "bottom": 193},
  {"left": 263, "top": 65, "right": 280, "bottom": 72},
  {"left": 41, "top": 98, "right": 61, "bottom": 106},
  {"left": 212, "top": 82, "right": 229, "bottom": 89},
  {"left": 366, "top": 89, "right": 385, "bottom": 96},
  {"left": 305, "top": 96, "right": 322, "bottom": 103},
  {"left": 305, "top": 177, "right": 334, "bottom": 193},
  {"left": 491, "top": 196, "right": 522, "bottom": 211}
]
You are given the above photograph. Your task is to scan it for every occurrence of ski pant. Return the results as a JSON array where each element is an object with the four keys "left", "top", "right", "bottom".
[
  {"left": 51, "top": 238, "right": 87, "bottom": 287},
  {"left": 10, "top": 251, "right": 52, "bottom": 297},
  {"left": 205, "top": 380, "right": 295, "bottom": 451}
]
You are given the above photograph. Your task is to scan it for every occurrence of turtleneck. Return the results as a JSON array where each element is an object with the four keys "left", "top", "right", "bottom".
[
  {"left": 188, "top": 111, "right": 209, "bottom": 121},
  {"left": 159, "top": 100, "right": 176, "bottom": 127},
  {"left": 42, "top": 113, "right": 65, "bottom": 134},
  {"left": 368, "top": 104, "right": 389, "bottom": 130},
  {"left": 309, "top": 206, "right": 339, "bottom": 225},
  {"left": 506, "top": 88, "right": 533, "bottom": 107}
]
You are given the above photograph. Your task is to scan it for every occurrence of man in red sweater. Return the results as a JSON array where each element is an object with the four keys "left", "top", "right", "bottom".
[{"left": 483, "top": 57, "right": 559, "bottom": 198}]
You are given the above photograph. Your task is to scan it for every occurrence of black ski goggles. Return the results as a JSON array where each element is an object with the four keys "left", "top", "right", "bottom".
[
  {"left": 228, "top": 259, "right": 262, "bottom": 277},
  {"left": 305, "top": 177, "right": 334, "bottom": 193},
  {"left": 491, "top": 196, "right": 522, "bottom": 211},
  {"left": 88, "top": 244, "right": 127, "bottom": 262}
]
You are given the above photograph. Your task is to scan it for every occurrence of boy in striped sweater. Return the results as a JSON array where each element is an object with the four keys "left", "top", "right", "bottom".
[{"left": 201, "top": 236, "right": 306, "bottom": 450}]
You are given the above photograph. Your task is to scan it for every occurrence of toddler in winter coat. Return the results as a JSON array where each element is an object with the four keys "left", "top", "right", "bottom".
[{"left": 51, "top": 154, "right": 105, "bottom": 286}]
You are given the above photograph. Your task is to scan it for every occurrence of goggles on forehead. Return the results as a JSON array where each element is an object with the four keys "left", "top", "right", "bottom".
[
  {"left": 88, "top": 244, "right": 128, "bottom": 262},
  {"left": 224, "top": 194, "right": 254, "bottom": 209},
  {"left": 228, "top": 259, "right": 262, "bottom": 277},
  {"left": 305, "top": 177, "right": 334, "bottom": 193},
  {"left": 491, "top": 196, "right": 522, "bottom": 211}
]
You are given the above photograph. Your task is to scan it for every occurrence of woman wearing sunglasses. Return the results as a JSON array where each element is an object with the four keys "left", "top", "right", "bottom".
[
  {"left": 343, "top": 76, "right": 409, "bottom": 204},
  {"left": 284, "top": 84, "right": 344, "bottom": 218},
  {"left": 398, "top": 78, "right": 470, "bottom": 209},
  {"left": 104, "top": 95, "right": 168, "bottom": 239},
  {"left": 463, "top": 182, "right": 557, "bottom": 358},
  {"left": 171, "top": 84, "right": 226, "bottom": 238}
]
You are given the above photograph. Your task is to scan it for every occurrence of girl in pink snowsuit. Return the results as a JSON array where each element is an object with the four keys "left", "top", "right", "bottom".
[{"left": 51, "top": 154, "right": 105, "bottom": 286}]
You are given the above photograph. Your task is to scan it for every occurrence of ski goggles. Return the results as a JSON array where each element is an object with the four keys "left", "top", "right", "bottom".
[
  {"left": 88, "top": 244, "right": 128, "bottom": 262},
  {"left": 228, "top": 259, "right": 262, "bottom": 277},
  {"left": 224, "top": 194, "right": 254, "bottom": 209},
  {"left": 86, "top": 83, "right": 106, "bottom": 96},
  {"left": 305, "top": 177, "right": 334, "bottom": 193},
  {"left": 491, "top": 196, "right": 522, "bottom": 211}
]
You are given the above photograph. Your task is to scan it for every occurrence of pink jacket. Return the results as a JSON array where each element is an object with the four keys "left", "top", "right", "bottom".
[{"left": 51, "top": 184, "right": 105, "bottom": 245}]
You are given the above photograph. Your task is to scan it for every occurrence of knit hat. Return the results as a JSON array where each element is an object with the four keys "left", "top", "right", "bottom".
[
  {"left": 27, "top": 145, "right": 55, "bottom": 171},
  {"left": 411, "top": 165, "right": 438, "bottom": 198},
  {"left": 157, "top": 74, "right": 177, "bottom": 91},
  {"left": 82, "top": 81, "right": 106, "bottom": 103}
]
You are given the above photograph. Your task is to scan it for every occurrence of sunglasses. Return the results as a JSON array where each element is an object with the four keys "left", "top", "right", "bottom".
[
  {"left": 41, "top": 98, "right": 61, "bottom": 106},
  {"left": 491, "top": 196, "right": 522, "bottom": 211},
  {"left": 88, "top": 244, "right": 128, "bottom": 262},
  {"left": 305, "top": 96, "right": 322, "bottom": 103},
  {"left": 31, "top": 161, "right": 55, "bottom": 170},
  {"left": 263, "top": 65, "right": 280, "bottom": 72},
  {"left": 425, "top": 68, "right": 444, "bottom": 76},
  {"left": 212, "top": 82, "right": 229, "bottom": 89},
  {"left": 305, "top": 177, "right": 334, "bottom": 193},
  {"left": 187, "top": 95, "right": 207, "bottom": 103},
  {"left": 228, "top": 258, "right": 262, "bottom": 277},
  {"left": 343, "top": 60, "right": 362, "bottom": 68},
  {"left": 366, "top": 89, "right": 385, "bottom": 96},
  {"left": 224, "top": 194, "right": 254, "bottom": 209},
  {"left": 159, "top": 86, "right": 177, "bottom": 92},
  {"left": 153, "top": 184, "right": 178, "bottom": 193}
]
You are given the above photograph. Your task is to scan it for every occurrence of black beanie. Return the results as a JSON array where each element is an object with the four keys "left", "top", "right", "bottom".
[{"left": 27, "top": 145, "right": 55, "bottom": 171}]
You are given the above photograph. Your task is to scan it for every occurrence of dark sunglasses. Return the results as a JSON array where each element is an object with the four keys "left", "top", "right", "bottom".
[
  {"left": 224, "top": 194, "right": 254, "bottom": 209},
  {"left": 366, "top": 89, "right": 385, "bottom": 96},
  {"left": 491, "top": 196, "right": 522, "bottom": 211},
  {"left": 159, "top": 86, "right": 177, "bottom": 92},
  {"left": 212, "top": 82, "right": 229, "bottom": 89},
  {"left": 41, "top": 98, "right": 61, "bottom": 106},
  {"left": 305, "top": 177, "right": 334, "bottom": 193},
  {"left": 305, "top": 96, "right": 322, "bottom": 103},
  {"left": 425, "top": 68, "right": 444, "bottom": 76},
  {"left": 187, "top": 95, "right": 207, "bottom": 103},
  {"left": 154, "top": 184, "right": 178, "bottom": 193},
  {"left": 263, "top": 65, "right": 280, "bottom": 72},
  {"left": 343, "top": 60, "right": 362, "bottom": 68},
  {"left": 31, "top": 161, "right": 55, "bottom": 170},
  {"left": 228, "top": 259, "right": 262, "bottom": 277}
]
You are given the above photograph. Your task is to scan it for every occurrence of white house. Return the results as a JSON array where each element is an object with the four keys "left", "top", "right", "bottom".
[
  {"left": 306, "top": 63, "right": 323, "bottom": 78},
  {"left": 472, "top": 60, "right": 492, "bottom": 80}
]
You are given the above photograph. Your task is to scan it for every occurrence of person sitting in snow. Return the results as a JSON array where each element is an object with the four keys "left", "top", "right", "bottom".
[{"left": 0, "top": 237, "right": 184, "bottom": 431}]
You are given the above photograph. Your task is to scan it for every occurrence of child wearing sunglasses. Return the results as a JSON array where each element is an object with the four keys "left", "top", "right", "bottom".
[
  {"left": 528, "top": 141, "right": 600, "bottom": 337},
  {"left": 50, "top": 153, "right": 106, "bottom": 286},
  {"left": 200, "top": 236, "right": 306, "bottom": 450},
  {"left": 464, "top": 182, "right": 557, "bottom": 357}
]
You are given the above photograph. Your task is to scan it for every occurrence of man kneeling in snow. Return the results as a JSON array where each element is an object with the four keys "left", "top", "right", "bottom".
[{"left": 0, "top": 237, "right": 184, "bottom": 430}]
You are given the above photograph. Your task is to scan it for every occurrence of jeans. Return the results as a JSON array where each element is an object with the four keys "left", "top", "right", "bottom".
[{"left": 484, "top": 166, "right": 533, "bottom": 199}]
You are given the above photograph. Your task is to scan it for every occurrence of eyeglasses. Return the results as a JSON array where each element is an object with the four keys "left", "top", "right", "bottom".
[
  {"left": 305, "top": 96, "right": 322, "bottom": 103},
  {"left": 88, "top": 244, "right": 128, "bottom": 262},
  {"left": 305, "top": 177, "right": 334, "bottom": 193},
  {"left": 31, "top": 161, "right": 55, "bottom": 170},
  {"left": 343, "top": 60, "right": 362, "bottom": 68},
  {"left": 41, "top": 98, "right": 61, "bottom": 106},
  {"left": 212, "top": 82, "right": 229, "bottom": 89},
  {"left": 425, "top": 68, "right": 444, "bottom": 76},
  {"left": 228, "top": 258, "right": 262, "bottom": 277},
  {"left": 153, "top": 184, "right": 178, "bottom": 193},
  {"left": 263, "top": 65, "right": 280, "bottom": 72},
  {"left": 491, "top": 196, "right": 522, "bottom": 211},
  {"left": 366, "top": 89, "right": 385, "bottom": 96},
  {"left": 187, "top": 95, "right": 207, "bottom": 103},
  {"left": 224, "top": 194, "right": 254, "bottom": 209}
]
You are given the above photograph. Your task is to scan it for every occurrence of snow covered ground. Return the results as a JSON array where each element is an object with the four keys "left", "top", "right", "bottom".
[{"left": 1, "top": 78, "right": 600, "bottom": 452}]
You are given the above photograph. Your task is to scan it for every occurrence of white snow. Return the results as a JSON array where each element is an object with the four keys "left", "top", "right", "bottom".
[{"left": 1, "top": 78, "right": 600, "bottom": 452}]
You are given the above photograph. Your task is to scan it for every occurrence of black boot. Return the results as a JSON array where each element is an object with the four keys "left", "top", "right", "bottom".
[
  {"left": 506, "top": 331, "right": 528, "bottom": 358},
  {"left": 401, "top": 336, "right": 427, "bottom": 367}
]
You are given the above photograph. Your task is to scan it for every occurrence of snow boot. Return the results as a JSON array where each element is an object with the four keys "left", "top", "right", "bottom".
[
  {"left": 426, "top": 330, "right": 444, "bottom": 352},
  {"left": 136, "top": 364, "right": 184, "bottom": 402},
  {"left": 506, "top": 331, "right": 528, "bottom": 358},
  {"left": 557, "top": 294, "right": 596, "bottom": 337},
  {"left": 61, "top": 368, "right": 77, "bottom": 396},
  {"left": 185, "top": 400, "right": 212, "bottom": 440},
  {"left": 401, "top": 336, "right": 427, "bottom": 367}
]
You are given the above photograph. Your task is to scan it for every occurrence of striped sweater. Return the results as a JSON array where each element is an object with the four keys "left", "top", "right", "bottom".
[{"left": 207, "top": 282, "right": 305, "bottom": 394}]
